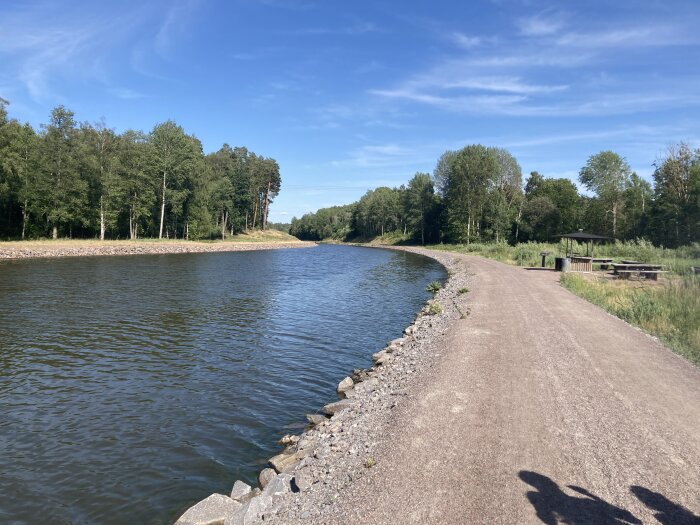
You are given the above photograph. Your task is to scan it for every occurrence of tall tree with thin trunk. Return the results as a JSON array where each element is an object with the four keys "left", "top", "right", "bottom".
[
  {"left": 405, "top": 172, "right": 436, "bottom": 245},
  {"left": 39, "top": 106, "right": 87, "bottom": 239},
  {"left": 77, "top": 121, "right": 120, "bottom": 240},
  {"left": 148, "top": 121, "right": 198, "bottom": 239},
  {"left": 579, "top": 151, "right": 631, "bottom": 238}
]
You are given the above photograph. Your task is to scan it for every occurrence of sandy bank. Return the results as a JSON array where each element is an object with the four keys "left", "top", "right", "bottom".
[{"left": 0, "top": 239, "right": 316, "bottom": 260}]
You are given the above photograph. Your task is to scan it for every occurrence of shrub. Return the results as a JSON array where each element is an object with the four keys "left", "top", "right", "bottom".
[
  {"left": 426, "top": 281, "right": 441, "bottom": 294},
  {"left": 428, "top": 302, "right": 442, "bottom": 315}
]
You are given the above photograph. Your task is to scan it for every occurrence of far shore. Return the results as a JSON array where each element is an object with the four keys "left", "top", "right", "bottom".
[{"left": 0, "top": 235, "right": 316, "bottom": 260}]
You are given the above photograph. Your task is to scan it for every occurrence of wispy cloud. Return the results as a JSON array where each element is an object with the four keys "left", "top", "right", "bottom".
[
  {"left": 556, "top": 26, "right": 691, "bottom": 48},
  {"left": 289, "top": 21, "right": 380, "bottom": 36},
  {"left": 108, "top": 87, "right": 147, "bottom": 100},
  {"left": 154, "top": 0, "right": 201, "bottom": 58},
  {"left": 0, "top": 2, "right": 159, "bottom": 101},
  {"left": 450, "top": 32, "right": 484, "bottom": 48},
  {"left": 441, "top": 77, "right": 568, "bottom": 94},
  {"left": 517, "top": 11, "right": 566, "bottom": 36}
]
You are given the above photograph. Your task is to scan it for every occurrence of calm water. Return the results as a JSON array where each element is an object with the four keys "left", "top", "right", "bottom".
[{"left": 0, "top": 245, "right": 445, "bottom": 525}]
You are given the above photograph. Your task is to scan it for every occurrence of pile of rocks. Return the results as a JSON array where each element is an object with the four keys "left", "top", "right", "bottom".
[
  {"left": 0, "top": 241, "right": 315, "bottom": 260},
  {"left": 173, "top": 248, "right": 469, "bottom": 525}
]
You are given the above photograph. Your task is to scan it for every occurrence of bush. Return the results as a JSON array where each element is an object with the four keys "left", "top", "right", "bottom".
[
  {"left": 428, "top": 302, "right": 442, "bottom": 315},
  {"left": 426, "top": 281, "right": 441, "bottom": 293}
]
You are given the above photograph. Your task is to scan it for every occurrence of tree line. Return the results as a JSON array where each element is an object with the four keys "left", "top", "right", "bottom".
[
  {"left": 0, "top": 101, "right": 281, "bottom": 240},
  {"left": 290, "top": 144, "right": 700, "bottom": 248}
]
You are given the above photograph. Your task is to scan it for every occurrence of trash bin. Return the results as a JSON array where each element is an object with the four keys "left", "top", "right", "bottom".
[
  {"left": 562, "top": 257, "right": 571, "bottom": 272},
  {"left": 555, "top": 257, "right": 571, "bottom": 272}
]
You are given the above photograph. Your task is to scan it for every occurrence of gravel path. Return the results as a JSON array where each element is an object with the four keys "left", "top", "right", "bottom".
[{"left": 268, "top": 249, "right": 700, "bottom": 525}]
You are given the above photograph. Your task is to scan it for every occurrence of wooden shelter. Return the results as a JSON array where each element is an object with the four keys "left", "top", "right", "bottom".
[{"left": 557, "top": 230, "right": 611, "bottom": 272}]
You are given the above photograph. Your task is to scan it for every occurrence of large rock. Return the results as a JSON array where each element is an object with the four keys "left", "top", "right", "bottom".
[
  {"left": 224, "top": 494, "right": 273, "bottom": 525},
  {"left": 230, "top": 480, "right": 252, "bottom": 502},
  {"left": 372, "top": 350, "right": 387, "bottom": 362},
  {"left": 292, "top": 470, "right": 313, "bottom": 492},
  {"left": 322, "top": 399, "right": 354, "bottom": 416},
  {"left": 373, "top": 352, "right": 392, "bottom": 365},
  {"left": 353, "top": 377, "right": 380, "bottom": 394},
  {"left": 336, "top": 376, "right": 354, "bottom": 398},
  {"left": 305, "top": 413, "right": 327, "bottom": 426},
  {"left": 268, "top": 449, "right": 308, "bottom": 473},
  {"left": 175, "top": 493, "right": 241, "bottom": 525},
  {"left": 258, "top": 468, "right": 276, "bottom": 489},
  {"left": 262, "top": 473, "right": 293, "bottom": 498}
]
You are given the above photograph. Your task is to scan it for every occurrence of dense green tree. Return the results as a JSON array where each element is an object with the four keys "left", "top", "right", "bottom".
[
  {"left": 579, "top": 151, "right": 632, "bottom": 238},
  {"left": 38, "top": 106, "right": 88, "bottom": 239},
  {"left": 117, "top": 130, "right": 155, "bottom": 239},
  {"left": 404, "top": 172, "right": 437, "bottom": 245},
  {"left": 623, "top": 173, "right": 652, "bottom": 240},
  {"left": 0, "top": 104, "right": 282, "bottom": 240},
  {"left": 519, "top": 196, "right": 560, "bottom": 242},
  {"left": 485, "top": 148, "right": 523, "bottom": 243},
  {"left": 352, "top": 187, "right": 401, "bottom": 238},
  {"left": 0, "top": 118, "right": 40, "bottom": 238},
  {"left": 290, "top": 204, "right": 354, "bottom": 241},
  {"left": 522, "top": 173, "right": 582, "bottom": 240},
  {"left": 650, "top": 144, "right": 700, "bottom": 246},
  {"left": 76, "top": 121, "right": 121, "bottom": 239},
  {"left": 148, "top": 121, "right": 200, "bottom": 239},
  {"left": 441, "top": 145, "right": 498, "bottom": 243}
]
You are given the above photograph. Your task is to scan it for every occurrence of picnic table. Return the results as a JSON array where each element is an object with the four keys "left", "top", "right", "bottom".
[{"left": 612, "top": 263, "right": 666, "bottom": 280}]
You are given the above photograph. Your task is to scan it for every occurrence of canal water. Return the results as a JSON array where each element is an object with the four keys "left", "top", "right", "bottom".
[{"left": 0, "top": 244, "right": 445, "bottom": 525}]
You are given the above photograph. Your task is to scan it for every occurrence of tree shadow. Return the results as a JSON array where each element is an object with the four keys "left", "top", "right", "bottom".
[
  {"left": 630, "top": 486, "right": 700, "bottom": 525},
  {"left": 518, "top": 470, "right": 641, "bottom": 524}
]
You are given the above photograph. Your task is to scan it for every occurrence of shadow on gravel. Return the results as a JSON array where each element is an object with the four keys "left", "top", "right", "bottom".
[
  {"left": 519, "top": 471, "right": 641, "bottom": 524},
  {"left": 630, "top": 485, "right": 700, "bottom": 525}
]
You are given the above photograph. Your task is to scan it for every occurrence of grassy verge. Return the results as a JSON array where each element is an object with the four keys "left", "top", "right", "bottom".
[
  {"left": 561, "top": 273, "right": 700, "bottom": 365},
  {"left": 428, "top": 239, "right": 700, "bottom": 276}
]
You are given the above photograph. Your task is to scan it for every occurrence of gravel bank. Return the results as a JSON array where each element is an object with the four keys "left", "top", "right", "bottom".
[
  {"left": 172, "top": 247, "right": 470, "bottom": 525},
  {"left": 0, "top": 240, "right": 316, "bottom": 260}
]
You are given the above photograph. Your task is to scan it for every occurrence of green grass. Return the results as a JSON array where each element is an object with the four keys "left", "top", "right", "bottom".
[
  {"left": 428, "top": 302, "right": 443, "bottom": 315},
  {"left": 426, "top": 281, "right": 442, "bottom": 294},
  {"left": 561, "top": 273, "right": 700, "bottom": 365},
  {"left": 429, "top": 239, "right": 700, "bottom": 276}
]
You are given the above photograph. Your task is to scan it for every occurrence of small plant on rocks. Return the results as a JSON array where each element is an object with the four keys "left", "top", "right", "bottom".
[
  {"left": 428, "top": 302, "right": 442, "bottom": 315},
  {"left": 426, "top": 281, "right": 441, "bottom": 294},
  {"left": 364, "top": 457, "right": 376, "bottom": 468},
  {"left": 457, "top": 287, "right": 470, "bottom": 294}
]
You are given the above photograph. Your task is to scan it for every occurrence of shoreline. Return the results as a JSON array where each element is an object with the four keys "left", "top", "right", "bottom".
[
  {"left": 0, "top": 239, "right": 317, "bottom": 260},
  {"left": 172, "top": 247, "right": 469, "bottom": 524}
]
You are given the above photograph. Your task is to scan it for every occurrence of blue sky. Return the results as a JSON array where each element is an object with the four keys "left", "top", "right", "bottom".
[{"left": 1, "top": 0, "right": 699, "bottom": 222}]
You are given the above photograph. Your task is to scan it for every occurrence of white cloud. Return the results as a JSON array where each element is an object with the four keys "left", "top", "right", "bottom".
[
  {"left": 556, "top": 26, "right": 690, "bottom": 48},
  {"left": 442, "top": 77, "right": 568, "bottom": 94},
  {"left": 517, "top": 11, "right": 566, "bottom": 37},
  {"left": 108, "top": 87, "right": 147, "bottom": 100},
  {"left": 154, "top": 0, "right": 201, "bottom": 58},
  {"left": 451, "top": 32, "right": 483, "bottom": 48}
]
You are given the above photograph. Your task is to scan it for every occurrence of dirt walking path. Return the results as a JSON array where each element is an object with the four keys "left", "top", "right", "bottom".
[{"left": 323, "top": 253, "right": 700, "bottom": 524}]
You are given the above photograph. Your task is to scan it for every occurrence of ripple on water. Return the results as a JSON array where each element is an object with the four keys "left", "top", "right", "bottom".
[{"left": 0, "top": 245, "right": 445, "bottom": 525}]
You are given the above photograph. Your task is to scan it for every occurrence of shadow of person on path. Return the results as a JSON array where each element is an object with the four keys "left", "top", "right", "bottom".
[
  {"left": 630, "top": 485, "right": 700, "bottom": 525},
  {"left": 519, "top": 471, "right": 641, "bottom": 524}
]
